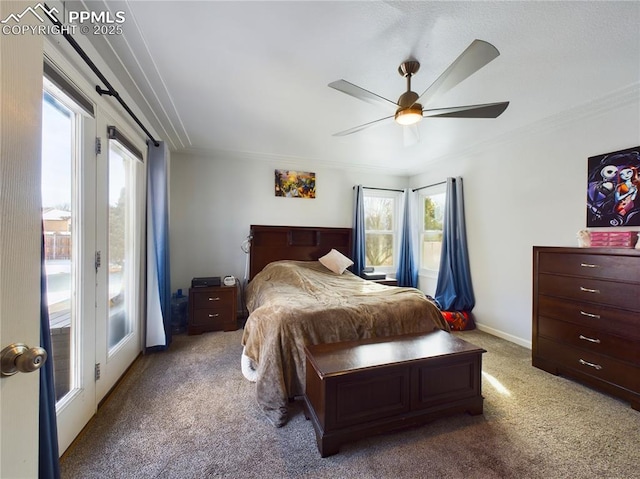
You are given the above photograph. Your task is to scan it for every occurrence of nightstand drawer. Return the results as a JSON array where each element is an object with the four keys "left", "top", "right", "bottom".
[
  {"left": 191, "top": 308, "right": 235, "bottom": 329},
  {"left": 191, "top": 288, "right": 234, "bottom": 309}
]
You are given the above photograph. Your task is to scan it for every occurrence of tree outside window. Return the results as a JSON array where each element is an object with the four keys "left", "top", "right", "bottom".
[
  {"left": 421, "top": 192, "right": 445, "bottom": 271},
  {"left": 108, "top": 187, "right": 126, "bottom": 267},
  {"left": 364, "top": 194, "right": 396, "bottom": 267}
]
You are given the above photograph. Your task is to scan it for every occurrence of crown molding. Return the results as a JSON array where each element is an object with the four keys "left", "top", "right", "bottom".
[
  {"left": 175, "top": 147, "right": 413, "bottom": 177},
  {"left": 173, "top": 84, "right": 639, "bottom": 179},
  {"left": 416, "top": 83, "right": 640, "bottom": 171}
]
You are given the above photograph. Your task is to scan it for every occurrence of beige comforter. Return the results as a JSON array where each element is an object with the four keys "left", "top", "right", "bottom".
[{"left": 241, "top": 260, "right": 448, "bottom": 427}]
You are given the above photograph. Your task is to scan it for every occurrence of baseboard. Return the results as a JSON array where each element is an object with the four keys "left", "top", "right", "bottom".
[{"left": 475, "top": 323, "right": 532, "bottom": 350}]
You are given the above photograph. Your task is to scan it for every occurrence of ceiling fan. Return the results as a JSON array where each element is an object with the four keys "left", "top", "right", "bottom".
[{"left": 329, "top": 39, "right": 509, "bottom": 138}]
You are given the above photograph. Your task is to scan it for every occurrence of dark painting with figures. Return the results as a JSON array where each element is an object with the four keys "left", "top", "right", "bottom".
[{"left": 587, "top": 146, "right": 640, "bottom": 227}]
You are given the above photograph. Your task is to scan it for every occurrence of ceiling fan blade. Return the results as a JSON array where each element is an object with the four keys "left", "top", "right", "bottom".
[
  {"left": 422, "top": 101, "right": 509, "bottom": 119},
  {"left": 329, "top": 80, "right": 397, "bottom": 110},
  {"left": 332, "top": 115, "right": 395, "bottom": 136},
  {"left": 416, "top": 40, "right": 501, "bottom": 106}
]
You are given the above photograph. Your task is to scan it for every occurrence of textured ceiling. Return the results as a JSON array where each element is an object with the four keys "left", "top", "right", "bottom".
[{"left": 75, "top": 1, "right": 640, "bottom": 175}]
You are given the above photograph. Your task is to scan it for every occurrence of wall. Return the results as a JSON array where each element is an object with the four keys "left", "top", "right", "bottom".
[
  {"left": 410, "top": 85, "right": 640, "bottom": 347},
  {"left": 170, "top": 87, "right": 639, "bottom": 348},
  {"left": 169, "top": 153, "right": 408, "bottom": 293}
]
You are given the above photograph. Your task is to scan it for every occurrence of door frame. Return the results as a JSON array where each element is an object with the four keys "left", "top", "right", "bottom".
[{"left": 0, "top": 4, "right": 44, "bottom": 477}]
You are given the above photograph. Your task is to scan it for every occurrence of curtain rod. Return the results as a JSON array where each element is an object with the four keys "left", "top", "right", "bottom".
[
  {"left": 43, "top": 5, "right": 160, "bottom": 147},
  {"left": 412, "top": 180, "right": 450, "bottom": 192},
  {"left": 352, "top": 186, "right": 404, "bottom": 192},
  {"left": 353, "top": 182, "right": 452, "bottom": 193}
]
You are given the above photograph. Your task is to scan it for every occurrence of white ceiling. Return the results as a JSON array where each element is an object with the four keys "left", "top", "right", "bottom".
[{"left": 77, "top": 1, "right": 640, "bottom": 175}]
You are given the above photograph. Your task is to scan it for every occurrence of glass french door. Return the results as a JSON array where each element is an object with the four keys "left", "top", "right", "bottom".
[
  {"left": 41, "top": 76, "right": 96, "bottom": 454},
  {"left": 107, "top": 142, "right": 134, "bottom": 349},
  {"left": 94, "top": 114, "right": 145, "bottom": 403},
  {"left": 41, "top": 66, "right": 145, "bottom": 454}
]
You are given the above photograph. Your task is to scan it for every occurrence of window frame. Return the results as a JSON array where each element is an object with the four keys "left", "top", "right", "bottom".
[
  {"left": 362, "top": 189, "right": 402, "bottom": 273},
  {"left": 418, "top": 183, "right": 447, "bottom": 276}
]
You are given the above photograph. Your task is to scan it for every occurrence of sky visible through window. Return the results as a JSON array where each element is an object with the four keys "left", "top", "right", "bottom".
[{"left": 42, "top": 91, "right": 72, "bottom": 210}]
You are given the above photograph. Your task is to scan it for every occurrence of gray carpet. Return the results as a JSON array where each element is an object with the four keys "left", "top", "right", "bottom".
[{"left": 60, "top": 329, "right": 640, "bottom": 479}]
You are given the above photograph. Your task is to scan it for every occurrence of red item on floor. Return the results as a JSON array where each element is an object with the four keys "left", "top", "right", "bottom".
[{"left": 441, "top": 310, "right": 475, "bottom": 331}]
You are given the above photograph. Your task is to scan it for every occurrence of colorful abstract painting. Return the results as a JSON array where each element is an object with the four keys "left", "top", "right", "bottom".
[
  {"left": 275, "top": 170, "right": 316, "bottom": 198},
  {"left": 587, "top": 146, "right": 640, "bottom": 227}
]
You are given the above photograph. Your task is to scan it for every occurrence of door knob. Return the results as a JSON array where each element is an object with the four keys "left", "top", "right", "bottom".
[{"left": 1, "top": 343, "right": 48, "bottom": 376}]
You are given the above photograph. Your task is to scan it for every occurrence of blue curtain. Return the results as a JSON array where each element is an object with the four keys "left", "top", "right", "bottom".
[
  {"left": 435, "top": 177, "right": 475, "bottom": 311},
  {"left": 146, "top": 141, "right": 172, "bottom": 349},
  {"left": 396, "top": 189, "right": 417, "bottom": 287},
  {"left": 39, "top": 226, "right": 60, "bottom": 479},
  {"left": 352, "top": 185, "right": 366, "bottom": 276}
]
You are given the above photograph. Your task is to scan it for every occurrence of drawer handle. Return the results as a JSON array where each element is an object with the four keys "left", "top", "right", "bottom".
[
  {"left": 580, "top": 263, "right": 600, "bottom": 268},
  {"left": 208, "top": 297, "right": 220, "bottom": 301},
  {"left": 578, "top": 358, "right": 602, "bottom": 370},
  {"left": 578, "top": 334, "right": 601, "bottom": 344},
  {"left": 579, "top": 311, "right": 601, "bottom": 319},
  {"left": 208, "top": 313, "right": 219, "bottom": 318},
  {"left": 579, "top": 286, "right": 600, "bottom": 294}
]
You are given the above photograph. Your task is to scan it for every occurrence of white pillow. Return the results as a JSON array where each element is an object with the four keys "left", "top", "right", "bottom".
[{"left": 319, "top": 249, "right": 354, "bottom": 274}]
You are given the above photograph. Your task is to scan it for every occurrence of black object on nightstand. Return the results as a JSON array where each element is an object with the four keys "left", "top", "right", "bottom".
[
  {"left": 361, "top": 271, "right": 386, "bottom": 281},
  {"left": 361, "top": 272, "right": 398, "bottom": 286},
  {"left": 191, "top": 276, "right": 221, "bottom": 288}
]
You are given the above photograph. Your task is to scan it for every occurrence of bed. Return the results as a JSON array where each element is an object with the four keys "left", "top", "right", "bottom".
[{"left": 240, "top": 225, "right": 448, "bottom": 427}]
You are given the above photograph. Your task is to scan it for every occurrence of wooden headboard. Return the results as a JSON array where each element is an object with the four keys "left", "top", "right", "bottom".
[{"left": 249, "top": 225, "right": 353, "bottom": 280}]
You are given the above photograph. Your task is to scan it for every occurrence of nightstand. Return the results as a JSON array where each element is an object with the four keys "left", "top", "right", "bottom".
[
  {"left": 370, "top": 277, "right": 398, "bottom": 286},
  {"left": 188, "top": 285, "right": 237, "bottom": 334}
]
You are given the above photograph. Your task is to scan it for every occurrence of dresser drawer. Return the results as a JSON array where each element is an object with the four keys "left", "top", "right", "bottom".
[
  {"left": 191, "top": 288, "right": 234, "bottom": 310},
  {"left": 537, "top": 295, "right": 640, "bottom": 340},
  {"left": 538, "top": 316, "right": 639, "bottom": 365},
  {"left": 537, "top": 337, "right": 640, "bottom": 393},
  {"left": 537, "top": 252, "right": 640, "bottom": 282},
  {"left": 538, "top": 273, "right": 639, "bottom": 311}
]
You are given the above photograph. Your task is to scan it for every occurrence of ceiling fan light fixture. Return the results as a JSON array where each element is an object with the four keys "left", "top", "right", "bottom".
[{"left": 394, "top": 106, "right": 423, "bottom": 126}]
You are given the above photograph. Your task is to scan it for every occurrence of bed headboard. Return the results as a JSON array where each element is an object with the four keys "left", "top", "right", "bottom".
[{"left": 249, "top": 225, "right": 353, "bottom": 280}]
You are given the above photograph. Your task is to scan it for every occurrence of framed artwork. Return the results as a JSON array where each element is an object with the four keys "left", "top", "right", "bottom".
[
  {"left": 587, "top": 146, "right": 640, "bottom": 227},
  {"left": 274, "top": 170, "right": 316, "bottom": 198}
]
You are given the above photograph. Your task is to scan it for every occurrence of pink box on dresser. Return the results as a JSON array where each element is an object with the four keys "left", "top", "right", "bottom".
[{"left": 589, "top": 231, "right": 638, "bottom": 248}]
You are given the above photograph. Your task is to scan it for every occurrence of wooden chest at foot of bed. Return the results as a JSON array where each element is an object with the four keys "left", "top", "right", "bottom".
[{"left": 303, "top": 330, "right": 486, "bottom": 457}]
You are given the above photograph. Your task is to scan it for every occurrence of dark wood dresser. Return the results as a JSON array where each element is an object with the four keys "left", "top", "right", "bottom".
[
  {"left": 532, "top": 246, "right": 640, "bottom": 410},
  {"left": 188, "top": 285, "right": 237, "bottom": 334}
]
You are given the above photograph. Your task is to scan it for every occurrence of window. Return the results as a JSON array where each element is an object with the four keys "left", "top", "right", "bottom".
[
  {"left": 419, "top": 185, "right": 446, "bottom": 271},
  {"left": 363, "top": 190, "right": 401, "bottom": 270},
  {"left": 106, "top": 128, "right": 143, "bottom": 351},
  {"left": 42, "top": 85, "right": 78, "bottom": 402}
]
